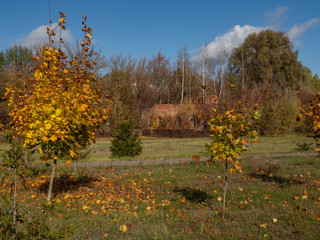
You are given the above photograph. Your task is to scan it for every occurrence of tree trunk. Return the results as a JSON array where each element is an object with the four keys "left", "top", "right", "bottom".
[
  {"left": 47, "top": 159, "right": 57, "bottom": 202},
  {"left": 181, "top": 47, "right": 185, "bottom": 104},
  {"left": 24, "top": 150, "right": 28, "bottom": 165},
  {"left": 241, "top": 49, "right": 245, "bottom": 91},
  {"left": 222, "top": 159, "right": 228, "bottom": 218},
  {"left": 13, "top": 168, "right": 17, "bottom": 226},
  {"left": 202, "top": 56, "right": 205, "bottom": 104},
  {"left": 217, "top": 69, "right": 224, "bottom": 104},
  {"left": 201, "top": 44, "right": 206, "bottom": 104}
]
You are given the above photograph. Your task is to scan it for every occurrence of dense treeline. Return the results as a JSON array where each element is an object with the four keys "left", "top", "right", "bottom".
[{"left": 0, "top": 30, "right": 319, "bottom": 135}]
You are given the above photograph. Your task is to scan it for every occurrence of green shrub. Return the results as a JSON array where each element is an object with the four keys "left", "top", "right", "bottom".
[
  {"left": 259, "top": 91, "right": 299, "bottom": 135},
  {"left": 110, "top": 118, "right": 142, "bottom": 157}
]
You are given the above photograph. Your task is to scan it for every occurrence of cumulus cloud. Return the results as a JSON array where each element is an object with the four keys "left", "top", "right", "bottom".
[
  {"left": 265, "top": 6, "right": 289, "bottom": 26},
  {"left": 287, "top": 18, "right": 320, "bottom": 39},
  {"left": 194, "top": 7, "right": 319, "bottom": 63},
  {"left": 195, "top": 25, "right": 265, "bottom": 60},
  {"left": 21, "top": 23, "right": 73, "bottom": 47}
]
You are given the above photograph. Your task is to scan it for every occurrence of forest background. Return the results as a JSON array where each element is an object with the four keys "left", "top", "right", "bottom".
[{"left": 0, "top": 29, "right": 319, "bottom": 136}]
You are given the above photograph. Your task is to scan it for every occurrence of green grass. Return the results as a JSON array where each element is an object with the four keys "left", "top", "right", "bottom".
[
  {"left": 67, "top": 133, "right": 318, "bottom": 163},
  {"left": 1, "top": 154, "right": 319, "bottom": 239},
  {"left": 87, "top": 137, "right": 210, "bottom": 162},
  {"left": 73, "top": 132, "right": 317, "bottom": 163},
  {"left": 246, "top": 133, "right": 316, "bottom": 155},
  {"left": 0, "top": 133, "right": 316, "bottom": 165}
]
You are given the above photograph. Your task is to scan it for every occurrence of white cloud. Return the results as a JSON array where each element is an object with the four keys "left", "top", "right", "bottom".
[
  {"left": 21, "top": 23, "right": 73, "bottom": 47},
  {"left": 265, "top": 6, "right": 289, "bottom": 26},
  {"left": 194, "top": 8, "right": 319, "bottom": 65},
  {"left": 287, "top": 18, "right": 320, "bottom": 39},
  {"left": 195, "top": 25, "right": 265, "bottom": 60}
]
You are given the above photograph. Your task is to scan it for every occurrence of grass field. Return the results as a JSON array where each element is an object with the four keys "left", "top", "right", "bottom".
[
  {"left": 1, "top": 132, "right": 316, "bottom": 164},
  {"left": 82, "top": 133, "right": 317, "bottom": 162},
  {"left": 1, "top": 133, "right": 319, "bottom": 239},
  {"left": 1, "top": 153, "right": 319, "bottom": 239}
]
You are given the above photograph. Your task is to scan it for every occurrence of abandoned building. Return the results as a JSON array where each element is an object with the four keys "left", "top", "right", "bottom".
[{"left": 141, "top": 95, "right": 217, "bottom": 137}]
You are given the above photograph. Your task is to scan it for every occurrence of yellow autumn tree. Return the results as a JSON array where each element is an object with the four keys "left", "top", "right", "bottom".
[
  {"left": 206, "top": 104, "right": 259, "bottom": 217},
  {"left": 298, "top": 92, "right": 320, "bottom": 155},
  {"left": 5, "top": 13, "right": 109, "bottom": 201}
]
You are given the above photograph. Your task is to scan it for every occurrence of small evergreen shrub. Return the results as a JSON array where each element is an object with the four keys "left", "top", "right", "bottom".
[{"left": 110, "top": 119, "right": 142, "bottom": 157}]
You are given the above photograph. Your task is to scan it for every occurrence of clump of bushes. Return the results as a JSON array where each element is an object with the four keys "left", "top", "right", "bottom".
[
  {"left": 110, "top": 118, "right": 142, "bottom": 157},
  {"left": 259, "top": 91, "right": 300, "bottom": 135}
]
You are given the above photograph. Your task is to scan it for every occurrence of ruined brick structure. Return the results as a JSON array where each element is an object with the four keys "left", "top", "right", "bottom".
[{"left": 141, "top": 95, "right": 217, "bottom": 137}]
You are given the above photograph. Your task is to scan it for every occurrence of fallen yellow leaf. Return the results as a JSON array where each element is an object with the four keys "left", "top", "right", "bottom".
[
  {"left": 119, "top": 224, "right": 127, "bottom": 232},
  {"left": 217, "top": 197, "right": 222, "bottom": 202},
  {"left": 260, "top": 223, "right": 267, "bottom": 228}
]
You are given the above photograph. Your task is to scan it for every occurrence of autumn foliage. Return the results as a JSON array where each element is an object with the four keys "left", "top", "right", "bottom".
[
  {"left": 207, "top": 105, "right": 259, "bottom": 172},
  {"left": 5, "top": 13, "right": 108, "bottom": 163},
  {"left": 298, "top": 92, "right": 320, "bottom": 153},
  {"left": 206, "top": 104, "right": 259, "bottom": 217},
  {"left": 5, "top": 13, "right": 108, "bottom": 201}
]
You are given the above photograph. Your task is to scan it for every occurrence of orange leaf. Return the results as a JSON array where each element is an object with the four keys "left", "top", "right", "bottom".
[
  {"left": 220, "top": 154, "right": 227, "bottom": 160},
  {"left": 66, "top": 160, "right": 72, "bottom": 166},
  {"left": 59, "top": 18, "right": 66, "bottom": 23},
  {"left": 192, "top": 155, "right": 200, "bottom": 162},
  {"left": 241, "top": 139, "right": 248, "bottom": 144}
]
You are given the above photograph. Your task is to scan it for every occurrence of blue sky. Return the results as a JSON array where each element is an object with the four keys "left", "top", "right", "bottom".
[{"left": 1, "top": 0, "right": 320, "bottom": 75}]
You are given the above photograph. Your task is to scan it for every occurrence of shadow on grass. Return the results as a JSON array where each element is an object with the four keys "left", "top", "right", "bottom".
[
  {"left": 249, "top": 173, "right": 304, "bottom": 186},
  {"left": 38, "top": 173, "right": 97, "bottom": 196},
  {"left": 173, "top": 187, "right": 211, "bottom": 203}
]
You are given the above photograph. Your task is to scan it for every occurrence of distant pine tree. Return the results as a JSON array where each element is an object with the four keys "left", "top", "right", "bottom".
[{"left": 110, "top": 118, "right": 142, "bottom": 157}]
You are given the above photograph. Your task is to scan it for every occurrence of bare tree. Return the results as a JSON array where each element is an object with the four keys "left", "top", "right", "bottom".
[
  {"left": 216, "top": 46, "right": 228, "bottom": 104},
  {"left": 147, "top": 51, "right": 172, "bottom": 105},
  {"left": 195, "top": 44, "right": 216, "bottom": 103},
  {"left": 103, "top": 55, "right": 136, "bottom": 128},
  {"left": 131, "top": 58, "right": 153, "bottom": 126},
  {"left": 175, "top": 46, "right": 198, "bottom": 104},
  {"left": 181, "top": 47, "right": 185, "bottom": 103}
]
